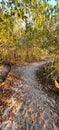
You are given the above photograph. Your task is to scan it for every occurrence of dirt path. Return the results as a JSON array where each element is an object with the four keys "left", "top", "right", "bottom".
[{"left": 0, "top": 61, "right": 59, "bottom": 130}]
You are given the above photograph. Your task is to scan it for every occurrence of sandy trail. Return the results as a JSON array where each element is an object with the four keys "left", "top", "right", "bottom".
[{"left": 1, "top": 61, "right": 59, "bottom": 130}]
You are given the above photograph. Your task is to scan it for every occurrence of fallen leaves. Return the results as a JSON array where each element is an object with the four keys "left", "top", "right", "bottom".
[{"left": 0, "top": 69, "right": 21, "bottom": 124}]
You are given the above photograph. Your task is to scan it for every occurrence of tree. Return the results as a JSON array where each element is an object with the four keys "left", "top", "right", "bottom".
[{"left": 0, "top": 0, "right": 59, "bottom": 63}]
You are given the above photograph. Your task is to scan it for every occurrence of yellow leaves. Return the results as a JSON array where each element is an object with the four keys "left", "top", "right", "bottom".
[
  {"left": 55, "top": 63, "right": 59, "bottom": 72},
  {"left": 17, "top": 0, "right": 20, "bottom": 3},
  {"left": 34, "top": 13, "right": 45, "bottom": 28},
  {"left": 32, "top": 0, "right": 35, "bottom": 4}
]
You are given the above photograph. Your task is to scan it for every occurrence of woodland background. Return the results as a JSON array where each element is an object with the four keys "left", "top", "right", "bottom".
[{"left": 0, "top": 0, "right": 59, "bottom": 73}]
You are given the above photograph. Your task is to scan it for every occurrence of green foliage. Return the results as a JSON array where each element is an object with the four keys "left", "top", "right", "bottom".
[{"left": 0, "top": 0, "right": 59, "bottom": 67}]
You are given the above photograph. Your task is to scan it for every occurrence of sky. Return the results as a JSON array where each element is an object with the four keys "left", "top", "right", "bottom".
[
  {"left": 48, "top": 0, "right": 56, "bottom": 6},
  {"left": 0, "top": 0, "right": 57, "bottom": 6}
]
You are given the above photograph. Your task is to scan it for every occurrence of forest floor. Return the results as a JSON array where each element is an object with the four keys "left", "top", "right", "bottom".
[{"left": 0, "top": 60, "right": 59, "bottom": 130}]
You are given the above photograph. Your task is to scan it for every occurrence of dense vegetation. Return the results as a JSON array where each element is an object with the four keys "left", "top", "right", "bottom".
[
  {"left": 0, "top": 1, "right": 59, "bottom": 127},
  {"left": 0, "top": 0, "right": 59, "bottom": 70}
]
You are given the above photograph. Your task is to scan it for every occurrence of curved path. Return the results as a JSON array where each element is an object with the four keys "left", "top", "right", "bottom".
[{"left": 1, "top": 61, "right": 59, "bottom": 130}]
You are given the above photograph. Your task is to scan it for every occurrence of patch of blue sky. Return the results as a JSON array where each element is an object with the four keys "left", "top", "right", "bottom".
[
  {"left": 0, "top": 0, "right": 57, "bottom": 6},
  {"left": 0, "top": 0, "right": 8, "bottom": 2},
  {"left": 47, "top": 0, "right": 56, "bottom": 6}
]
